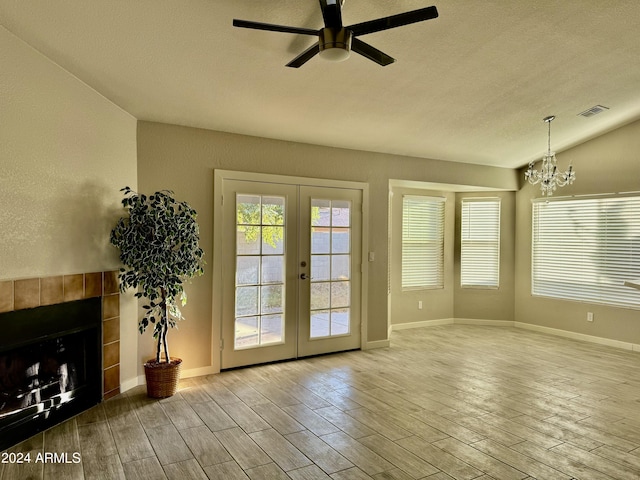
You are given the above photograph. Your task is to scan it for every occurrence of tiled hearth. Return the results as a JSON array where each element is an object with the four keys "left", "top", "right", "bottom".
[{"left": 0, "top": 271, "right": 121, "bottom": 400}]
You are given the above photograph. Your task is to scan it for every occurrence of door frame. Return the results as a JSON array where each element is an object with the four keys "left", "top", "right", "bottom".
[{"left": 212, "top": 170, "right": 369, "bottom": 368}]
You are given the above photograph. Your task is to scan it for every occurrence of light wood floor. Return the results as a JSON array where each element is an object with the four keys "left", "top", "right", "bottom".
[{"left": 3, "top": 325, "right": 640, "bottom": 479}]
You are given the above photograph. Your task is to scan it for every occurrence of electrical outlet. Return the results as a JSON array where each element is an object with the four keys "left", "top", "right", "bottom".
[
  {"left": 587, "top": 312, "right": 594, "bottom": 322},
  {"left": 418, "top": 301, "right": 423, "bottom": 310}
]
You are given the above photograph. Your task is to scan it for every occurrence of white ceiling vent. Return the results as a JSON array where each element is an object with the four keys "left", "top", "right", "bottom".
[{"left": 577, "top": 105, "right": 609, "bottom": 118}]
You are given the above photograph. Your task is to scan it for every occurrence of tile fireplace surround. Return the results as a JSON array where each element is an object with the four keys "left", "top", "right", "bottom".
[{"left": 0, "top": 271, "right": 121, "bottom": 401}]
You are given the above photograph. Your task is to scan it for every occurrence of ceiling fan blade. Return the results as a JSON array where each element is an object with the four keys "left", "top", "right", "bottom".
[
  {"left": 347, "top": 6, "right": 438, "bottom": 36},
  {"left": 351, "top": 38, "right": 395, "bottom": 66},
  {"left": 319, "top": 0, "right": 343, "bottom": 28},
  {"left": 286, "top": 43, "right": 321, "bottom": 68},
  {"left": 233, "top": 19, "right": 318, "bottom": 36}
]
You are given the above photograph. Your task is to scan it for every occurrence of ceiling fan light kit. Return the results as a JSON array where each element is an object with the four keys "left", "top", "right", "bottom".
[
  {"left": 319, "top": 28, "right": 352, "bottom": 62},
  {"left": 233, "top": 1, "right": 438, "bottom": 68}
]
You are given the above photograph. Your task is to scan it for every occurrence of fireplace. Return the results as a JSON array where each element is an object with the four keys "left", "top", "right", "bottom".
[{"left": 0, "top": 297, "right": 102, "bottom": 451}]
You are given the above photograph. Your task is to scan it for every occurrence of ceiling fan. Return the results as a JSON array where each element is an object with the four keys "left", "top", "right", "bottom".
[{"left": 233, "top": 0, "right": 439, "bottom": 68}]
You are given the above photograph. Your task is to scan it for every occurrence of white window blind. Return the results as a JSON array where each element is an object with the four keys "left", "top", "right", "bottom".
[
  {"left": 402, "top": 195, "right": 445, "bottom": 289},
  {"left": 461, "top": 198, "right": 500, "bottom": 288},
  {"left": 532, "top": 195, "right": 640, "bottom": 308}
]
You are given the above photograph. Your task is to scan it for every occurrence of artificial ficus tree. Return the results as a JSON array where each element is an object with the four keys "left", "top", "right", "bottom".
[{"left": 110, "top": 187, "right": 204, "bottom": 364}]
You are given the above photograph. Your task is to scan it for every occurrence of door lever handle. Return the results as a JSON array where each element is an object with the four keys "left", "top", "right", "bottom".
[{"left": 300, "top": 273, "right": 309, "bottom": 280}]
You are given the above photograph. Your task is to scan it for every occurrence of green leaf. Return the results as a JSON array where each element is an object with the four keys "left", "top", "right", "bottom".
[{"left": 110, "top": 187, "right": 205, "bottom": 361}]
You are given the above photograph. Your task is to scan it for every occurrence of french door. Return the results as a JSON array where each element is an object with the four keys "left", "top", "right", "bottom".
[
  {"left": 297, "top": 186, "right": 362, "bottom": 357},
  {"left": 220, "top": 178, "right": 362, "bottom": 369}
]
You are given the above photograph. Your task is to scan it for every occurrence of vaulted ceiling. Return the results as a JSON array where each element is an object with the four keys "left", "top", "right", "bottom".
[{"left": 2, "top": 0, "right": 640, "bottom": 168}]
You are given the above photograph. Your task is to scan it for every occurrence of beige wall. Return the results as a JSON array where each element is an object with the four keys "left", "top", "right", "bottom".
[
  {"left": 389, "top": 188, "right": 456, "bottom": 325},
  {"left": 5, "top": 14, "right": 637, "bottom": 387},
  {"left": 0, "top": 27, "right": 139, "bottom": 384},
  {"left": 454, "top": 191, "right": 516, "bottom": 321},
  {"left": 5, "top": 18, "right": 636, "bottom": 384},
  {"left": 137, "top": 121, "right": 519, "bottom": 373},
  {"left": 389, "top": 189, "right": 516, "bottom": 327},
  {"left": 516, "top": 118, "right": 640, "bottom": 344}
]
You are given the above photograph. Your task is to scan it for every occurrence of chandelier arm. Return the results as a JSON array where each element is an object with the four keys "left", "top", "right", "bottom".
[
  {"left": 556, "top": 168, "right": 575, "bottom": 187},
  {"left": 527, "top": 174, "right": 542, "bottom": 185},
  {"left": 525, "top": 164, "right": 542, "bottom": 185}
]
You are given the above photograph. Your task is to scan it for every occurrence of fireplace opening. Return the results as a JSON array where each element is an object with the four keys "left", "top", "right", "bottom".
[{"left": 0, "top": 297, "right": 102, "bottom": 451}]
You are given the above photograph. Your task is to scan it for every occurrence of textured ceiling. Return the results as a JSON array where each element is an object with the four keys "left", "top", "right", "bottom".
[{"left": 2, "top": 0, "right": 640, "bottom": 168}]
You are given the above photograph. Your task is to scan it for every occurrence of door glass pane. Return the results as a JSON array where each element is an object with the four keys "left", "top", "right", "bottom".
[
  {"left": 312, "top": 200, "right": 331, "bottom": 226},
  {"left": 237, "top": 256, "right": 259, "bottom": 285},
  {"left": 310, "top": 282, "right": 330, "bottom": 310},
  {"left": 235, "top": 194, "right": 286, "bottom": 349},
  {"left": 310, "top": 310, "right": 330, "bottom": 337},
  {"left": 331, "top": 309, "right": 350, "bottom": 335},
  {"left": 236, "top": 286, "right": 258, "bottom": 316},
  {"left": 331, "top": 281, "right": 350, "bottom": 308},
  {"left": 235, "top": 317, "right": 259, "bottom": 348},
  {"left": 261, "top": 256, "right": 283, "bottom": 284},
  {"left": 310, "top": 199, "right": 352, "bottom": 339},
  {"left": 331, "top": 255, "right": 350, "bottom": 281},
  {"left": 331, "top": 228, "right": 350, "bottom": 254},
  {"left": 311, "top": 228, "right": 330, "bottom": 254},
  {"left": 331, "top": 201, "right": 351, "bottom": 227},
  {"left": 261, "top": 314, "right": 283, "bottom": 344},
  {"left": 237, "top": 228, "right": 261, "bottom": 255},
  {"left": 237, "top": 195, "right": 261, "bottom": 225},
  {"left": 262, "top": 225, "right": 284, "bottom": 255},
  {"left": 311, "top": 255, "right": 330, "bottom": 281},
  {"left": 261, "top": 197, "right": 285, "bottom": 225},
  {"left": 261, "top": 285, "right": 283, "bottom": 314}
]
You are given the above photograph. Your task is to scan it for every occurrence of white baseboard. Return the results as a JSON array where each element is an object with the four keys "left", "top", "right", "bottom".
[
  {"left": 454, "top": 318, "right": 515, "bottom": 327},
  {"left": 388, "top": 317, "right": 640, "bottom": 353},
  {"left": 391, "top": 318, "right": 454, "bottom": 331},
  {"left": 118, "top": 365, "right": 219, "bottom": 394},
  {"left": 364, "top": 339, "right": 391, "bottom": 349},
  {"left": 181, "top": 366, "right": 219, "bottom": 378},
  {"left": 119, "top": 376, "right": 141, "bottom": 393},
  {"left": 514, "top": 322, "right": 640, "bottom": 352},
  {"left": 390, "top": 318, "right": 514, "bottom": 331}
]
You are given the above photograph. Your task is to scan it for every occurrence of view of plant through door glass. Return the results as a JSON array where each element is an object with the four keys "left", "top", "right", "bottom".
[
  {"left": 235, "top": 195, "right": 285, "bottom": 349},
  {"left": 310, "top": 199, "right": 351, "bottom": 338}
]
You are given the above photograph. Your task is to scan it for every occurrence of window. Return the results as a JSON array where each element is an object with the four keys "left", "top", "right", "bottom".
[
  {"left": 532, "top": 194, "right": 640, "bottom": 308},
  {"left": 461, "top": 198, "right": 501, "bottom": 288},
  {"left": 402, "top": 195, "right": 445, "bottom": 289}
]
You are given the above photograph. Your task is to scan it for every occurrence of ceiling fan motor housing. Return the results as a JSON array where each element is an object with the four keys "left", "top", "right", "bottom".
[{"left": 319, "top": 28, "right": 352, "bottom": 61}]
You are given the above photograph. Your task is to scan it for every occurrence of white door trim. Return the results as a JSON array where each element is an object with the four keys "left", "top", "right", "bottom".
[{"left": 213, "top": 170, "right": 369, "bottom": 368}]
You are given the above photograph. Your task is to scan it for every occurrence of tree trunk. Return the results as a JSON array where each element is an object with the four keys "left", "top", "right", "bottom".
[
  {"left": 162, "top": 318, "right": 170, "bottom": 363},
  {"left": 156, "top": 332, "right": 162, "bottom": 364},
  {"left": 156, "top": 288, "right": 170, "bottom": 363}
]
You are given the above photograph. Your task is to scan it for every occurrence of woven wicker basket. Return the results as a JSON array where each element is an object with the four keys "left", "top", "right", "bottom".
[{"left": 144, "top": 357, "right": 182, "bottom": 398}]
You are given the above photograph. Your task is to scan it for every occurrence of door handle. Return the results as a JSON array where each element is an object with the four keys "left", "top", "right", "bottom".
[{"left": 300, "top": 273, "right": 309, "bottom": 280}]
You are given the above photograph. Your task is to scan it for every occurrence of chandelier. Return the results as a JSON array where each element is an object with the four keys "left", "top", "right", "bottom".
[{"left": 524, "top": 115, "right": 575, "bottom": 196}]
